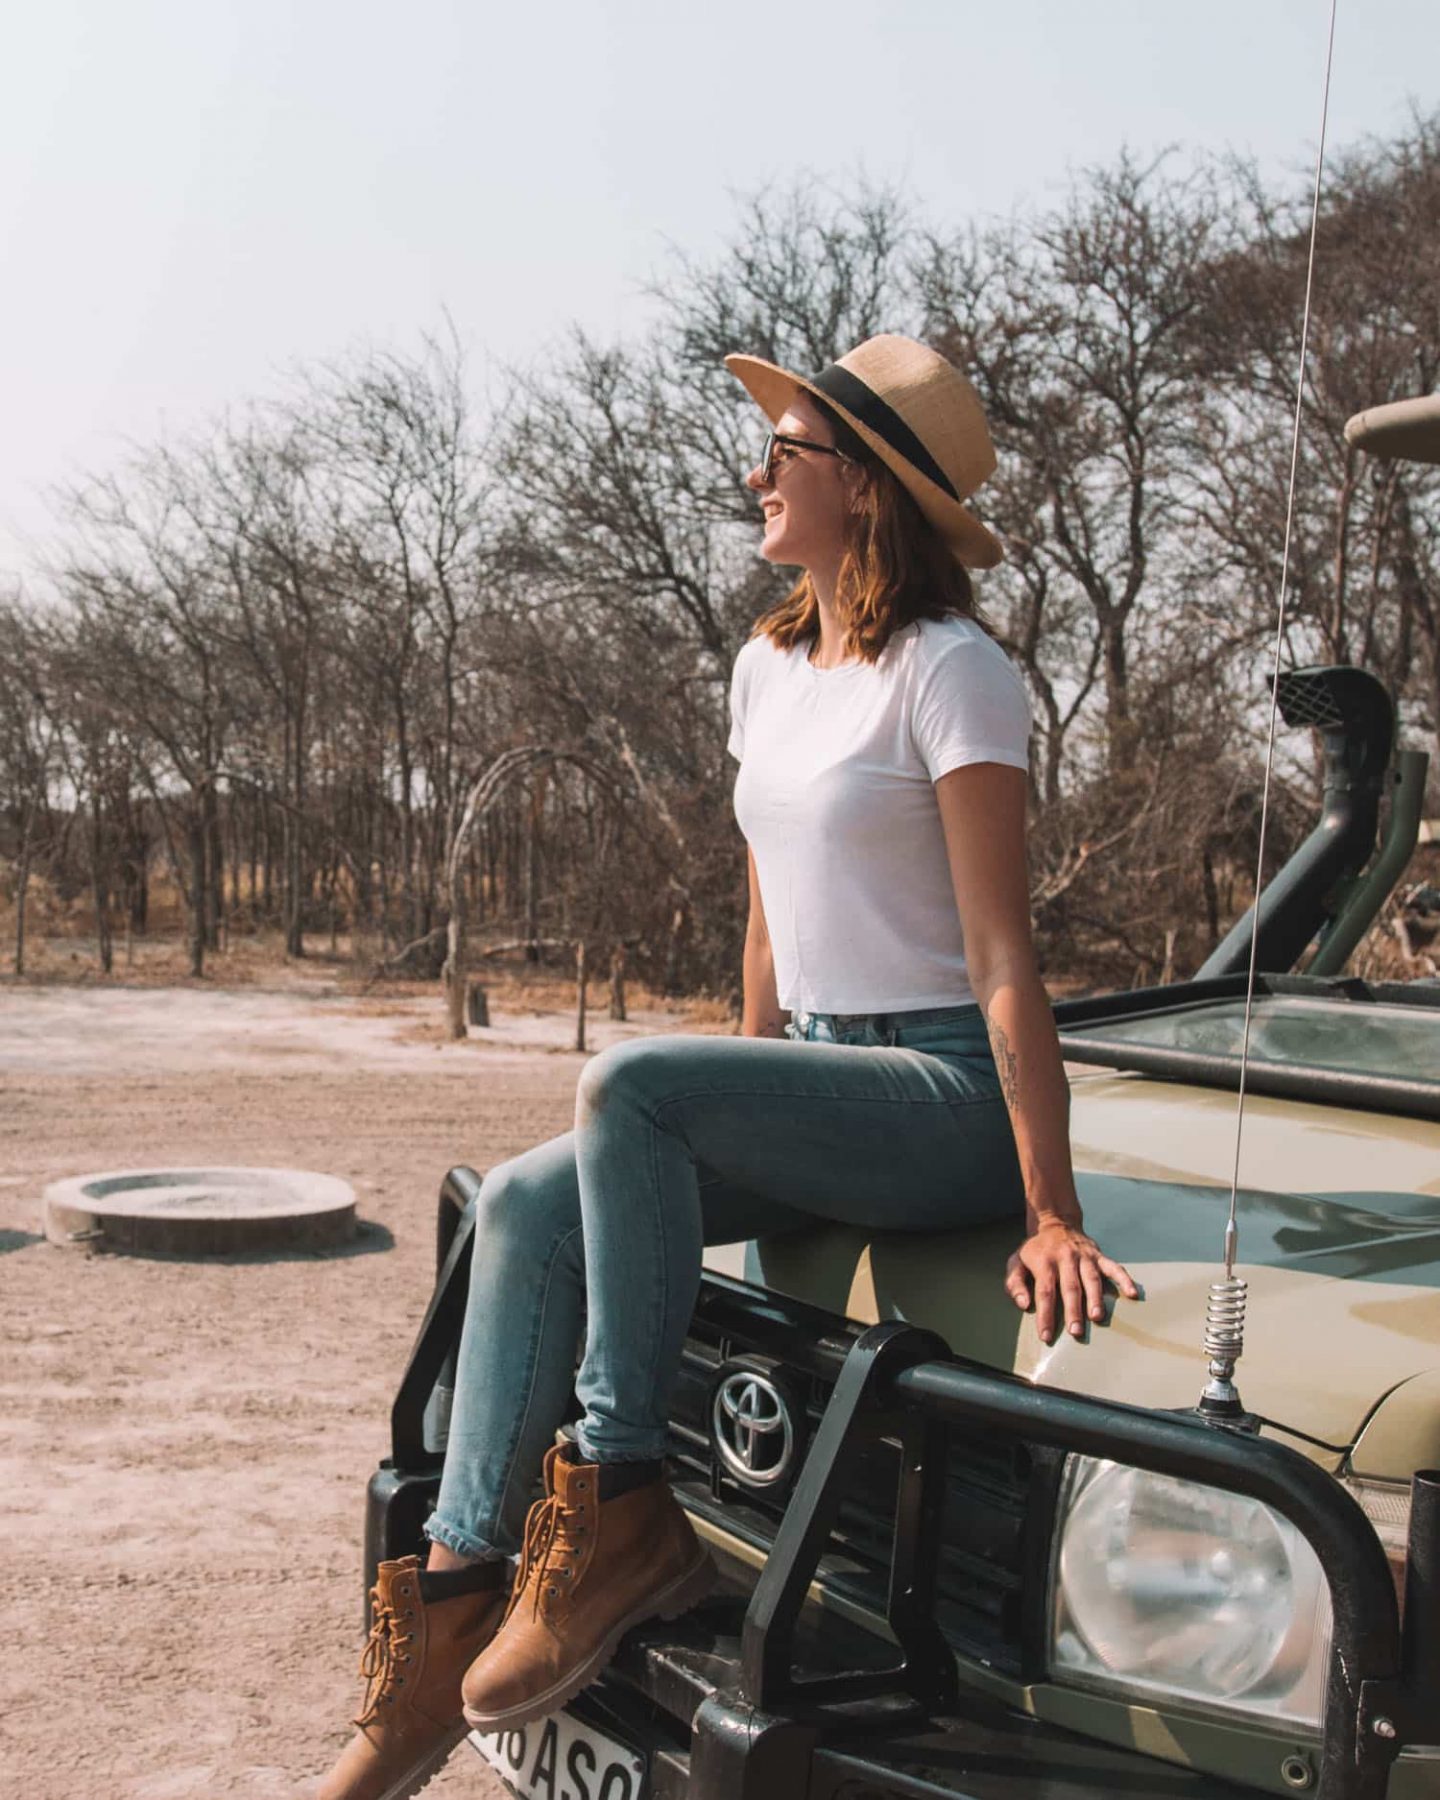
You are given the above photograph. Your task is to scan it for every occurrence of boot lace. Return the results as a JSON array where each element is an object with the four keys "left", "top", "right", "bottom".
[
  {"left": 507, "top": 1481, "right": 589, "bottom": 1622},
  {"left": 354, "top": 1587, "right": 416, "bottom": 1727}
]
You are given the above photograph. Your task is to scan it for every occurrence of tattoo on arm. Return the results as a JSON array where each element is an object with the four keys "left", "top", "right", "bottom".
[{"left": 989, "top": 1019, "right": 1020, "bottom": 1111}]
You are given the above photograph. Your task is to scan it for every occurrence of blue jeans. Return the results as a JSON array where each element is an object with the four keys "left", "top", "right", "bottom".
[{"left": 424, "top": 1003, "right": 1024, "bottom": 1560}]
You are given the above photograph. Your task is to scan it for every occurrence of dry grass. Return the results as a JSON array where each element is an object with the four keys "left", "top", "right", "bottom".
[
  {"left": 0, "top": 904, "right": 735, "bottom": 1032},
  {"left": 0, "top": 924, "right": 348, "bottom": 990},
  {"left": 8, "top": 840, "right": 1437, "bottom": 1009}
]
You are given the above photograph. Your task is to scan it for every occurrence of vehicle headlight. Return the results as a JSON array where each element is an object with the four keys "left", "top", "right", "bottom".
[{"left": 1048, "top": 1457, "right": 1333, "bottom": 1727}]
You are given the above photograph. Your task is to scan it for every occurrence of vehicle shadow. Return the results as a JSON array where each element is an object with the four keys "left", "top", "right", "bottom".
[{"left": 58, "top": 1218, "right": 398, "bottom": 1266}]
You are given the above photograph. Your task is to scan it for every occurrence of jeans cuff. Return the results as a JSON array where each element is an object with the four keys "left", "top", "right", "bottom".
[
  {"left": 422, "top": 1513, "right": 508, "bottom": 1562},
  {"left": 573, "top": 1425, "right": 668, "bottom": 1465}
]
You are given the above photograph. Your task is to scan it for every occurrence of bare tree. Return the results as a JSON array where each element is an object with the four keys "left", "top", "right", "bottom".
[
  {"left": 1188, "top": 114, "right": 1440, "bottom": 770},
  {"left": 299, "top": 332, "right": 498, "bottom": 947},
  {"left": 918, "top": 153, "right": 1227, "bottom": 778},
  {"left": 56, "top": 460, "right": 237, "bottom": 978},
  {"left": 8, "top": 139, "right": 1436, "bottom": 1004},
  {"left": 0, "top": 597, "right": 65, "bottom": 975},
  {"left": 439, "top": 745, "right": 622, "bottom": 1037}
]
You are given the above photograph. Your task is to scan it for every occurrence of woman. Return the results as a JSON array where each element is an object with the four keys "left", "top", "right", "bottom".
[{"left": 318, "top": 334, "right": 1137, "bottom": 1800}]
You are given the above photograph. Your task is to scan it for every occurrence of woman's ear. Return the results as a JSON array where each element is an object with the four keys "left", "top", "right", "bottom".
[{"left": 843, "top": 462, "right": 871, "bottom": 515}]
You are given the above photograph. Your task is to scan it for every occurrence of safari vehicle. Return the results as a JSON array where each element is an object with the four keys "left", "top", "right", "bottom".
[{"left": 363, "top": 396, "right": 1440, "bottom": 1800}]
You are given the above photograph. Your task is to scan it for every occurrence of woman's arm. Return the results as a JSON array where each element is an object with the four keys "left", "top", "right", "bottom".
[
  {"left": 934, "top": 762, "right": 1138, "bottom": 1343},
  {"left": 740, "top": 845, "right": 790, "bottom": 1040}
]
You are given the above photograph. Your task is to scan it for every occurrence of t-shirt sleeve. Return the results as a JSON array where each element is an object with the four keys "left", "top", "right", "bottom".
[
  {"left": 910, "top": 636, "right": 1031, "bottom": 781},
  {"left": 726, "top": 643, "right": 751, "bottom": 763}
]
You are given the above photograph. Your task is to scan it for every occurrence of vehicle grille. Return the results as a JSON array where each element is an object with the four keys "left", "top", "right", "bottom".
[{"left": 666, "top": 1312, "right": 1040, "bottom": 1676}]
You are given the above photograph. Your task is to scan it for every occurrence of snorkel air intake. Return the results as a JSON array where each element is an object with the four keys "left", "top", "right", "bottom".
[{"left": 1197, "top": 665, "right": 1396, "bottom": 979}]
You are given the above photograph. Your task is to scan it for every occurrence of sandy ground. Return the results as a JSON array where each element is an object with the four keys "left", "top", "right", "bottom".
[{"left": 1, "top": 969, "right": 710, "bottom": 1800}]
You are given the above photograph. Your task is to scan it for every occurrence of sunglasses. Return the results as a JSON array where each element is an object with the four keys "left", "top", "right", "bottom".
[{"left": 759, "top": 431, "right": 850, "bottom": 485}]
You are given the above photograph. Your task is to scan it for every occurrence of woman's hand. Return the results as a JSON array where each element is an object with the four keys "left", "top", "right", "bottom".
[{"left": 1005, "top": 1221, "right": 1140, "bottom": 1345}]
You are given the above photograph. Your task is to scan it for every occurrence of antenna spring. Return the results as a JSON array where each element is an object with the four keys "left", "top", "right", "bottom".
[
  {"left": 1204, "top": 1274, "right": 1247, "bottom": 1366},
  {"left": 1199, "top": 1275, "right": 1248, "bottom": 1415}
]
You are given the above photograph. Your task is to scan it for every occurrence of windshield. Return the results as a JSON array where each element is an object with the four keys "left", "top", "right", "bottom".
[{"left": 1077, "top": 995, "right": 1440, "bottom": 1087}]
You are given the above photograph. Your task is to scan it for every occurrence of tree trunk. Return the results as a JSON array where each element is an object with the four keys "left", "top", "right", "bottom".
[
  {"left": 443, "top": 902, "right": 468, "bottom": 1041},
  {"left": 284, "top": 809, "right": 304, "bottom": 958},
  {"left": 288, "top": 725, "right": 308, "bottom": 958},
  {"left": 187, "top": 805, "right": 206, "bottom": 978},
  {"left": 1102, "top": 621, "right": 1136, "bottom": 773},
  {"left": 13, "top": 804, "right": 34, "bottom": 977},
  {"left": 128, "top": 814, "right": 149, "bottom": 934},
  {"left": 246, "top": 795, "right": 258, "bottom": 916},
  {"left": 118, "top": 788, "right": 148, "bottom": 936},
  {"left": 1202, "top": 844, "right": 1221, "bottom": 952},
  {"left": 469, "top": 835, "right": 484, "bottom": 925},
  {"left": 609, "top": 945, "right": 627, "bottom": 1021},
  {"left": 226, "top": 798, "right": 242, "bottom": 929},
  {"left": 397, "top": 731, "right": 417, "bottom": 943},
  {"left": 90, "top": 795, "right": 113, "bottom": 975},
  {"left": 261, "top": 791, "right": 274, "bottom": 918},
  {"left": 374, "top": 789, "right": 391, "bottom": 946},
  {"left": 525, "top": 789, "right": 541, "bottom": 958},
  {"left": 481, "top": 815, "right": 497, "bottom": 920},
  {"left": 204, "top": 780, "right": 223, "bottom": 951},
  {"left": 574, "top": 939, "right": 588, "bottom": 1053},
  {"left": 505, "top": 800, "right": 519, "bottom": 928},
  {"left": 1039, "top": 706, "right": 1065, "bottom": 809},
  {"left": 660, "top": 900, "right": 688, "bottom": 998}
]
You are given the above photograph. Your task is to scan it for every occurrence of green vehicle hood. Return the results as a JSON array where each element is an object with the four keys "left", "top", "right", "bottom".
[{"left": 702, "top": 1072, "right": 1440, "bottom": 1460}]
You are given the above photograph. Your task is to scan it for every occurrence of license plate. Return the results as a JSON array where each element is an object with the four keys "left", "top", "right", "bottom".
[{"left": 469, "top": 1710, "right": 647, "bottom": 1800}]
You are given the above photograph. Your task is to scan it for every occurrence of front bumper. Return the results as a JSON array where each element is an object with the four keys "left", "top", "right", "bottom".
[{"left": 534, "top": 1582, "right": 1255, "bottom": 1800}]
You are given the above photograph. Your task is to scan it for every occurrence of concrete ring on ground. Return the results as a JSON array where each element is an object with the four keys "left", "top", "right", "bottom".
[{"left": 43, "top": 1166, "right": 358, "bottom": 1256}]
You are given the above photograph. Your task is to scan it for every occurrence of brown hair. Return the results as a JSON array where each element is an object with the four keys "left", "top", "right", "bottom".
[{"left": 750, "top": 398, "right": 989, "bottom": 662}]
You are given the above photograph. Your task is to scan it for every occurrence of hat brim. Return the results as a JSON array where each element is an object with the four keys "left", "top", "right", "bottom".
[{"left": 724, "top": 352, "right": 1003, "bottom": 570}]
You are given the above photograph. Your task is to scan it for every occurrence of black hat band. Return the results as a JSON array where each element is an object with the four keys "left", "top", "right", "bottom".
[{"left": 810, "top": 363, "right": 960, "bottom": 501}]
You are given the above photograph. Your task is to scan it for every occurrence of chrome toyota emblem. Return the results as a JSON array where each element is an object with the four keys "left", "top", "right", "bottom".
[{"left": 711, "top": 1370, "right": 795, "bottom": 1487}]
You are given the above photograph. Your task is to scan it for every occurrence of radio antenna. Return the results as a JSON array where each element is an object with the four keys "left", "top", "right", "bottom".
[{"left": 1199, "top": 0, "right": 1338, "bottom": 1421}]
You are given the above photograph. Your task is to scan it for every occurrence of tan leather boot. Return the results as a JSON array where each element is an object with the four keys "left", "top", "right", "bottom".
[
  {"left": 460, "top": 1445, "right": 714, "bottom": 1730},
  {"left": 318, "top": 1554, "right": 508, "bottom": 1800}
]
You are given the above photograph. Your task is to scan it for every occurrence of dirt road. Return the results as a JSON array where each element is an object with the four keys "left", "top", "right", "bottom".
[{"left": 1, "top": 975, "right": 699, "bottom": 1799}]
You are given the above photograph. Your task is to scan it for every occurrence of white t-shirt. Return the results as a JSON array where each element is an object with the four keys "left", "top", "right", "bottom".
[{"left": 727, "top": 615, "right": 1031, "bottom": 1013}]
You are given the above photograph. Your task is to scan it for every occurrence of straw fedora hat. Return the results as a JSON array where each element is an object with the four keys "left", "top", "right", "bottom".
[{"left": 725, "top": 333, "right": 1003, "bottom": 569}]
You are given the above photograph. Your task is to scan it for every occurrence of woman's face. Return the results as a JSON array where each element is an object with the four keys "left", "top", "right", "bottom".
[{"left": 745, "top": 392, "right": 857, "bottom": 572}]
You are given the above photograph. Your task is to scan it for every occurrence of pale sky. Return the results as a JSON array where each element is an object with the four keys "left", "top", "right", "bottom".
[{"left": 2, "top": 0, "right": 1433, "bottom": 580}]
